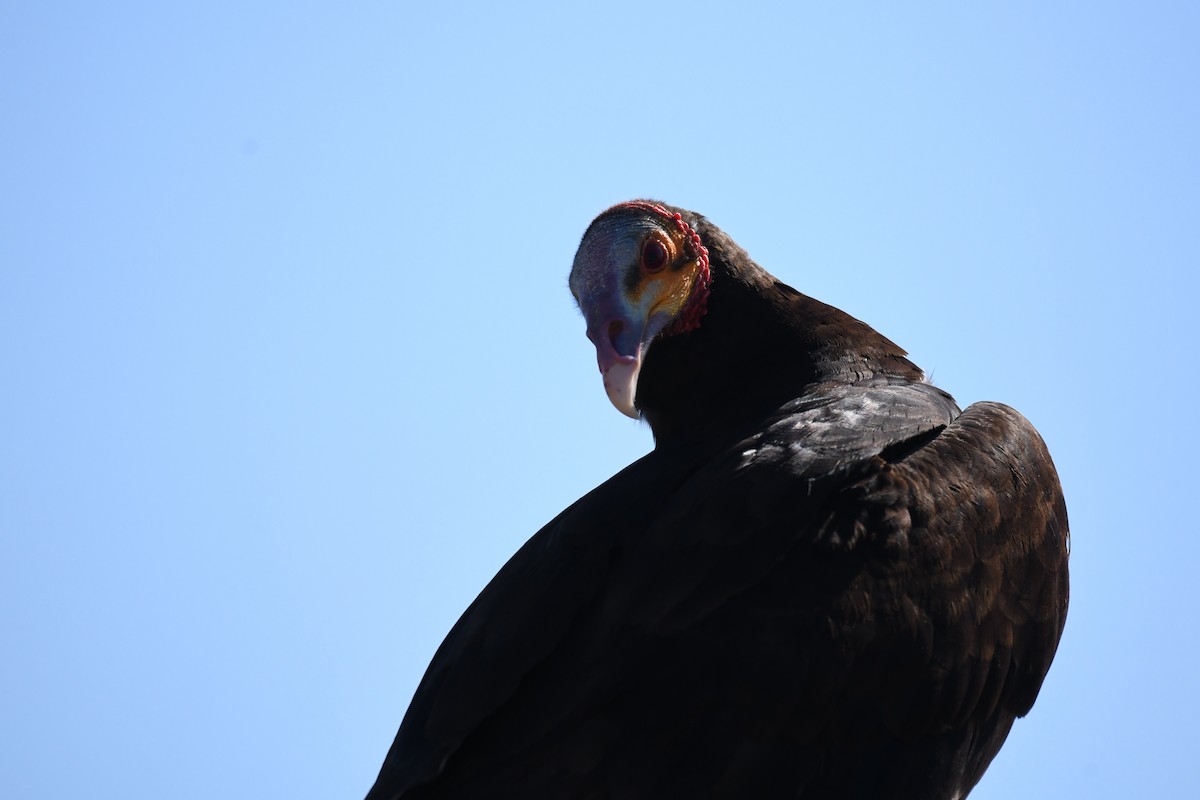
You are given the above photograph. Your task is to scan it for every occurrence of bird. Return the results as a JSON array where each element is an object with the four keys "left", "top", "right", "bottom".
[{"left": 364, "top": 200, "right": 1069, "bottom": 800}]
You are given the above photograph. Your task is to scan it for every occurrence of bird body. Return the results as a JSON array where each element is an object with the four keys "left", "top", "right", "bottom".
[{"left": 366, "top": 202, "right": 1068, "bottom": 799}]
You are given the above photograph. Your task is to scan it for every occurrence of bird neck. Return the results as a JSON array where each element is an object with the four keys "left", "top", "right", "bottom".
[{"left": 636, "top": 243, "right": 924, "bottom": 449}]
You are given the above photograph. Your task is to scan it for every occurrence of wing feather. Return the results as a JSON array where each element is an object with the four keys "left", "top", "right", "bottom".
[{"left": 367, "top": 388, "right": 1068, "bottom": 800}]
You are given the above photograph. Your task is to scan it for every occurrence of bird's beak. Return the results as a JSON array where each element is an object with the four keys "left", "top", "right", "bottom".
[
  {"left": 603, "top": 359, "right": 641, "bottom": 419},
  {"left": 585, "top": 307, "right": 646, "bottom": 420}
]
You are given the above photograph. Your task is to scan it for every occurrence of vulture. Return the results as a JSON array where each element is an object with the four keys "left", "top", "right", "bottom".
[{"left": 365, "top": 200, "right": 1069, "bottom": 800}]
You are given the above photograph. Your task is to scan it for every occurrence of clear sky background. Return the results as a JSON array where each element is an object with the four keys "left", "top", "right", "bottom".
[{"left": 2, "top": 3, "right": 1196, "bottom": 798}]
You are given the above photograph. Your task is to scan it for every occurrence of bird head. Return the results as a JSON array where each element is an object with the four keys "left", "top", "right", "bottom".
[{"left": 569, "top": 201, "right": 711, "bottom": 419}]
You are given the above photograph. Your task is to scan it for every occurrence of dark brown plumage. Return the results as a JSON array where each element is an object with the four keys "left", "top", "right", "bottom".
[{"left": 365, "top": 201, "right": 1069, "bottom": 799}]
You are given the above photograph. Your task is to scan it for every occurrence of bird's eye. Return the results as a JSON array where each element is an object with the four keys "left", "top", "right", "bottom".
[{"left": 641, "top": 238, "right": 669, "bottom": 273}]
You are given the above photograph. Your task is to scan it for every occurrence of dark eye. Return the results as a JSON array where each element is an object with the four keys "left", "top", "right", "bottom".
[{"left": 641, "top": 238, "right": 669, "bottom": 273}]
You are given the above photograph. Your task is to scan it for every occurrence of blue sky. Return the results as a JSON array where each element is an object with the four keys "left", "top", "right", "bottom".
[{"left": 2, "top": 3, "right": 1196, "bottom": 798}]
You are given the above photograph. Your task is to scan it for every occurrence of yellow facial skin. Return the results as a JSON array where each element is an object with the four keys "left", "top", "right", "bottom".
[{"left": 642, "top": 263, "right": 701, "bottom": 327}]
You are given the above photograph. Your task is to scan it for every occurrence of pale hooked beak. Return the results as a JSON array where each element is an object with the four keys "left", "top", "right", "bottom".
[
  {"left": 586, "top": 317, "right": 643, "bottom": 419},
  {"left": 601, "top": 356, "right": 641, "bottom": 419}
]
